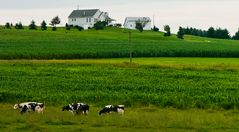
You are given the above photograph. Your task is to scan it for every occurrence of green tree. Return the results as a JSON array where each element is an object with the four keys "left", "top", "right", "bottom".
[
  {"left": 135, "top": 22, "right": 143, "bottom": 32},
  {"left": 65, "top": 23, "right": 71, "bottom": 30},
  {"left": 77, "top": 26, "right": 84, "bottom": 31},
  {"left": 29, "top": 20, "right": 37, "bottom": 30},
  {"left": 214, "top": 28, "right": 230, "bottom": 39},
  {"left": 135, "top": 18, "right": 150, "bottom": 32},
  {"left": 152, "top": 26, "right": 159, "bottom": 32},
  {"left": 41, "top": 20, "right": 47, "bottom": 30},
  {"left": 74, "top": 25, "right": 84, "bottom": 31},
  {"left": 94, "top": 21, "right": 106, "bottom": 30},
  {"left": 50, "top": 16, "right": 61, "bottom": 31},
  {"left": 207, "top": 27, "right": 215, "bottom": 38},
  {"left": 177, "top": 27, "right": 184, "bottom": 39},
  {"left": 5, "top": 22, "right": 11, "bottom": 29},
  {"left": 182, "top": 27, "right": 207, "bottom": 37},
  {"left": 164, "top": 25, "right": 171, "bottom": 36},
  {"left": 15, "top": 22, "right": 24, "bottom": 29}
]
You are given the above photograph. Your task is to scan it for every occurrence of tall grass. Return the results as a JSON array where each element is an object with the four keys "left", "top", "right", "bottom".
[{"left": 1, "top": 27, "right": 239, "bottom": 59}]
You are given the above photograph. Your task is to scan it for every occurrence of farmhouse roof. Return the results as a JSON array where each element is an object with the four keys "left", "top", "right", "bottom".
[
  {"left": 125, "top": 17, "right": 151, "bottom": 22},
  {"left": 68, "top": 9, "right": 99, "bottom": 18},
  {"left": 123, "top": 17, "right": 151, "bottom": 26}
]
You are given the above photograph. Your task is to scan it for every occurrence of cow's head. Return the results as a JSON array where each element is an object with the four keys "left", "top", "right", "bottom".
[
  {"left": 99, "top": 108, "right": 108, "bottom": 115},
  {"left": 62, "top": 105, "right": 71, "bottom": 111},
  {"left": 99, "top": 110, "right": 103, "bottom": 115},
  {"left": 62, "top": 106, "right": 67, "bottom": 111},
  {"left": 13, "top": 104, "right": 19, "bottom": 109}
]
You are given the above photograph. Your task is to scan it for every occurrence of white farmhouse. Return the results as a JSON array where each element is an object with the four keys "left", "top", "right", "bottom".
[
  {"left": 123, "top": 17, "right": 152, "bottom": 30},
  {"left": 68, "top": 9, "right": 114, "bottom": 29}
]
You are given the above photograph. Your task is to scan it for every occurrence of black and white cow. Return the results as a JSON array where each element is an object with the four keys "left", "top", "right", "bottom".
[
  {"left": 99, "top": 105, "right": 125, "bottom": 115},
  {"left": 62, "top": 103, "right": 89, "bottom": 115},
  {"left": 13, "top": 102, "right": 44, "bottom": 114}
]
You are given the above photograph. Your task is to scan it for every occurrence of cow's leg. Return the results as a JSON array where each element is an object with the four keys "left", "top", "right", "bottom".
[
  {"left": 70, "top": 110, "right": 75, "bottom": 115},
  {"left": 84, "top": 110, "right": 88, "bottom": 115}
]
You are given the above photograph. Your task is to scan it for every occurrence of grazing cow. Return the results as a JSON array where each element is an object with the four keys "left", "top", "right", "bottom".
[
  {"left": 13, "top": 102, "right": 44, "bottom": 114},
  {"left": 99, "top": 105, "right": 125, "bottom": 115},
  {"left": 62, "top": 103, "right": 89, "bottom": 115}
]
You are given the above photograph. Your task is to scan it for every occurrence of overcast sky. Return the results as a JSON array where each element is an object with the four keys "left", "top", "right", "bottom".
[{"left": 0, "top": 0, "right": 238, "bottom": 34}]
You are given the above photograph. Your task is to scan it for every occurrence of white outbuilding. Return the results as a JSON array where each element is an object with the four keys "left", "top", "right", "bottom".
[
  {"left": 68, "top": 9, "right": 114, "bottom": 29},
  {"left": 123, "top": 17, "right": 152, "bottom": 30}
]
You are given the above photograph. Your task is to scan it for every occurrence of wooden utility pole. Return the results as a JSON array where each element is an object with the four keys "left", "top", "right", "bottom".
[
  {"left": 153, "top": 15, "right": 155, "bottom": 27},
  {"left": 77, "top": 4, "right": 79, "bottom": 10},
  {"left": 129, "top": 31, "right": 132, "bottom": 63}
]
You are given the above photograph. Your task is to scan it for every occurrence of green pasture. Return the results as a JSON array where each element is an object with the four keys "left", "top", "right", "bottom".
[
  {"left": 1, "top": 104, "right": 239, "bottom": 132},
  {"left": 0, "top": 27, "right": 239, "bottom": 59}
]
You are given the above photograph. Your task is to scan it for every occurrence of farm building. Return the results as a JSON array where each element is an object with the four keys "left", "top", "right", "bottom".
[
  {"left": 68, "top": 9, "right": 115, "bottom": 29},
  {"left": 123, "top": 17, "right": 152, "bottom": 30}
]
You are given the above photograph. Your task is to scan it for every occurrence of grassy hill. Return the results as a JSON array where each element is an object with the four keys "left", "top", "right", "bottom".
[{"left": 1, "top": 27, "right": 239, "bottom": 59}]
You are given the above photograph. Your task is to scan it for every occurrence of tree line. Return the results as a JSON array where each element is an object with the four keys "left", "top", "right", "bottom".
[
  {"left": 134, "top": 20, "right": 239, "bottom": 40},
  {"left": 133, "top": 18, "right": 238, "bottom": 40},
  {"left": 181, "top": 27, "right": 239, "bottom": 40},
  {"left": 182, "top": 27, "right": 231, "bottom": 39},
  {"left": 4, "top": 16, "right": 60, "bottom": 31},
  {"left": 152, "top": 25, "right": 239, "bottom": 40},
  {"left": 150, "top": 25, "right": 239, "bottom": 40}
]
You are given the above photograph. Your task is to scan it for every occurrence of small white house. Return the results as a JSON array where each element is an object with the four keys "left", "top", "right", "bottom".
[
  {"left": 68, "top": 9, "right": 114, "bottom": 29},
  {"left": 123, "top": 17, "right": 152, "bottom": 30}
]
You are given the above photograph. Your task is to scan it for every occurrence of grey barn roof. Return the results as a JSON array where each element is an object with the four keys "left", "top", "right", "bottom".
[{"left": 68, "top": 9, "right": 99, "bottom": 18}]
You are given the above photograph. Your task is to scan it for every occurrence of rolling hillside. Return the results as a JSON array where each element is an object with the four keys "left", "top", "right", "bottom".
[{"left": 0, "top": 27, "right": 239, "bottom": 59}]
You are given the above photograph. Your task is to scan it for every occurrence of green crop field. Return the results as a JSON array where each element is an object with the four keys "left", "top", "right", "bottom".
[
  {"left": 1, "top": 27, "right": 239, "bottom": 59},
  {"left": 1, "top": 58, "right": 239, "bottom": 109}
]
